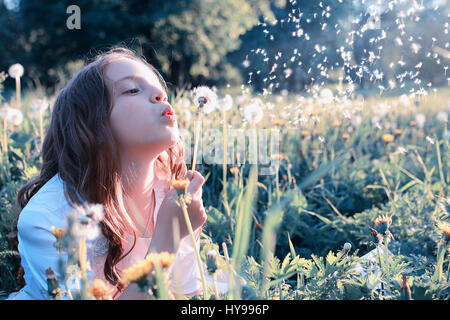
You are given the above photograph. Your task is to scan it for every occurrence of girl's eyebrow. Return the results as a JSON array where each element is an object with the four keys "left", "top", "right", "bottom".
[{"left": 113, "top": 75, "right": 146, "bottom": 87}]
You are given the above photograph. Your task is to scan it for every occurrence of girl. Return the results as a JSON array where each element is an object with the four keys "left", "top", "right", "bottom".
[{"left": 7, "top": 47, "right": 208, "bottom": 299}]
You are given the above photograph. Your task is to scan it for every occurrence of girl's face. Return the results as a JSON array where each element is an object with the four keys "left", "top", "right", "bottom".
[{"left": 105, "top": 57, "right": 178, "bottom": 154}]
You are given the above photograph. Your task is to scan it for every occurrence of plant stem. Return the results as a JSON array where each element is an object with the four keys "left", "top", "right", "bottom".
[
  {"left": 212, "top": 272, "right": 220, "bottom": 300},
  {"left": 222, "top": 108, "right": 228, "bottom": 207},
  {"left": 192, "top": 113, "right": 203, "bottom": 172},
  {"left": 179, "top": 196, "right": 208, "bottom": 299}
]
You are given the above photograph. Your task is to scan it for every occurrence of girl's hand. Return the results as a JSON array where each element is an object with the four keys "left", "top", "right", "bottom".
[{"left": 150, "top": 170, "right": 207, "bottom": 253}]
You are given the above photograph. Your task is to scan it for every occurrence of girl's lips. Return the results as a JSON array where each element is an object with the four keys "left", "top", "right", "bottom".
[{"left": 162, "top": 113, "right": 176, "bottom": 123}]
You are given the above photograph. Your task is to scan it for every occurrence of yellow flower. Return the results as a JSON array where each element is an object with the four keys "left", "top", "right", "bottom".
[
  {"left": 394, "top": 129, "right": 403, "bottom": 135},
  {"left": 382, "top": 134, "right": 395, "bottom": 143},
  {"left": 120, "top": 259, "right": 155, "bottom": 285},
  {"left": 374, "top": 214, "right": 392, "bottom": 234},
  {"left": 89, "top": 279, "right": 114, "bottom": 300},
  {"left": 437, "top": 221, "right": 450, "bottom": 240},
  {"left": 51, "top": 226, "right": 66, "bottom": 239},
  {"left": 332, "top": 120, "right": 341, "bottom": 127},
  {"left": 301, "top": 130, "right": 309, "bottom": 137},
  {"left": 273, "top": 118, "right": 285, "bottom": 126},
  {"left": 146, "top": 251, "right": 176, "bottom": 268},
  {"left": 409, "top": 120, "right": 417, "bottom": 127},
  {"left": 342, "top": 133, "right": 350, "bottom": 140},
  {"left": 169, "top": 179, "right": 190, "bottom": 194}
]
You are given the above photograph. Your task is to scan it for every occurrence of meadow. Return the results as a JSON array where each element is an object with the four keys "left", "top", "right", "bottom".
[{"left": 0, "top": 69, "right": 449, "bottom": 300}]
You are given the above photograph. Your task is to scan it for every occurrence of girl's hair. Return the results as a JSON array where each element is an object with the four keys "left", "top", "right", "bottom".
[{"left": 16, "top": 46, "right": 187, "bottom": 292}]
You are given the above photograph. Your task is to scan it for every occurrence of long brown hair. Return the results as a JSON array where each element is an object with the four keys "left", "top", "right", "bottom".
[{"left": 16, "top": 46, "right": 187, "bottom": 291}]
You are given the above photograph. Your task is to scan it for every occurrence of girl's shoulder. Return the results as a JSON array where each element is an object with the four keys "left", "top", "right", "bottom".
[{"left": 18, "top": 174, "right": 74, "bottom": 232}]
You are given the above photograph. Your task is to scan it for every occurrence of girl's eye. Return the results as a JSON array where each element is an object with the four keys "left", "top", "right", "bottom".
[{"left": 124, "top": 88, "right": 140, "bottom": 95}]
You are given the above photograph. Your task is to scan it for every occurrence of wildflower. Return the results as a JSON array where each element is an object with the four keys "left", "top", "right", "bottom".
[
  {"left": 436, "top": 111, "right": 448, "bottom": 123},
  {"left": 51, "top": 226, "right": 66, "bottom": 239},
  {"left": 169, "top": 179, "right": 190, "bottom": 196},
  {"left": 382, "top": 134, "right": 395, "bottom": 143},
  {"left": 120, "top": 259, "right": 155, "bottom": 286},
  {"left": 89, "top": 279, "right": 114, "bottom": 300},
  {"left": 394, "top": 129, "right": 403, "bottom": 135},
  {"left": 319, "top": 88, "right": 333, "bottom": 104},
  {"left": 398, "top": 94, "right": 411, "bottom": 107},
  {"left": 301, "top": 130, "right": 309, "bottom": 137},
  {"left": 191, "top": 86, "right": 218, "bottom": 114},
  {"left": 217, "top": 94, "right": 233, "bottom": 112},
  {"left": 206, "top": 250, "right": 218, "bottom": 274},
  {"left": 409, "top": 120, "right": 417, "bottom": 127},
  {"left": 415, "top": 113, "right": 426, "bottom": 129},
  {"left": 374, "top": 214, "right": 392, "bottom": 234},
  {"left": 0, "top": 104, "right": 23, "bottom": 125},
  {"left": 146, "top": 251, "right": 176, "bottom": 268},
  {"left": 8, "top": 63, "right": 24, "bottom": 79},
  {"left": 243, "top": 99, "right": 264, "bottom": 124},
  {"left": 332, "top": 120, "right": 341, "bottom": 127},
  {"left": 437, "top": 221, "right": 450, "bottom": 242},
  {"left": 351, "top": 115, "right": 362, "bottom": 127},
  {"left": 68, "top": 203, "right": 105, "bottom": 240},
  {"left": 342, "top": 133, "right": 350, "bottom": 140},
  {"left": 30, "top": 98, "right": 49, "bottom": 118},
  {"left": 229, "top": 167, "right": 239, "bottom": 175},
  {"left": 46, "top": 267, "right": 64, "bottom": 299}
]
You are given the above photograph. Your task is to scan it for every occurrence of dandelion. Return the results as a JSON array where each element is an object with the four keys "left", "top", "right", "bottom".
[
  {"left": 190, "top": 86, "right": 217, "bottom": 172},
  {"left": 0, "top": 104, "right": 24, "bottom": 126},
  {"left": 301, "top": 130, "right": 309, "bottom": 137},
  {"left": 217, "top": 94, "right": 233, "bottom": 112},
  {"left": 243, "top": 100, "right": 264, "bottom": 124},
  {"left": 8, "top": 63, "right": 24, "bottom": 110},
  {"left": 342, "top": 133, "right": 350, "bottom": 140},
  {"left": 436, "top": 111, "right": 448, "bottom": 123},
  {"left": 89, "top": 279, "right": 114, "bottom": 300},
  {"left": 0, "top": 103, "right": 23, "bottom": 153},
  {"left": 146, "top": 251, "right": 176, "bottom": 268},
  {"left": 51, "top": 226, "right": 66, "bottom": 239},
  {"left": 394, "top": 129, "right": 403, "bottom": 135},
  {"left": 415, "top": 113, "right": 426, "bottom": 128},
  {"left": 409, "top": 120, "right": 417, "bottom": 127},
  {"left": 382, "top": 133, "right": 395, "bottom": 143},
  {"left": 175, "top": 97, "right": 191, "bottom": 109},
  {"left": 319, "top": 88, "right": 333, "bottom": 104},
  {"left": 68, "top": 203, "right": 105, "bottom": 240},
  {"left": 169, "top": 179, "right": 190, "bottom": 196},
  {"left": 398, "top": 94, "right": 411, "bottom": 107},
  {"left": 191, "top": 86, "right": 218, "bottom": 115}
]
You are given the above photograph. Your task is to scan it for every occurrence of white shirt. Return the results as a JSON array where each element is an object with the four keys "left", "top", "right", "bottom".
[{"left": 7, "top": 173, "right": 204, "bottom": 299}]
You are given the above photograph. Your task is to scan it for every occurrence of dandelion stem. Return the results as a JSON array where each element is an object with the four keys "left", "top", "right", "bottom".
[
  {"left": 222, "top": 108, "right": 229, "bottom": 209},
  {"left": 212, "top": 272, "right": 220, "bottom": 300},
  {"left": 192, "top": 113, "right": 203, "bottom": 172},
  {"left": 179, "top": 196, "right": 208, "bottom": 299}
]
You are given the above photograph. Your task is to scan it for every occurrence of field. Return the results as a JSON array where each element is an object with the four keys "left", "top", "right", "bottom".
[{"left": 0, "top": 72, "right": 449, "bottom": 300}]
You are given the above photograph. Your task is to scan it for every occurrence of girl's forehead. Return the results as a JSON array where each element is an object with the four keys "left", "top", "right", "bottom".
[{"left": 104, "top": 57, "right": 162, "bottom": 89}]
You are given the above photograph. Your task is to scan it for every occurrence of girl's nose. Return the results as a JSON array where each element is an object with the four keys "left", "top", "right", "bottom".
[{"left": 152, "top": 91, "right": 168, "bottom": 103}]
